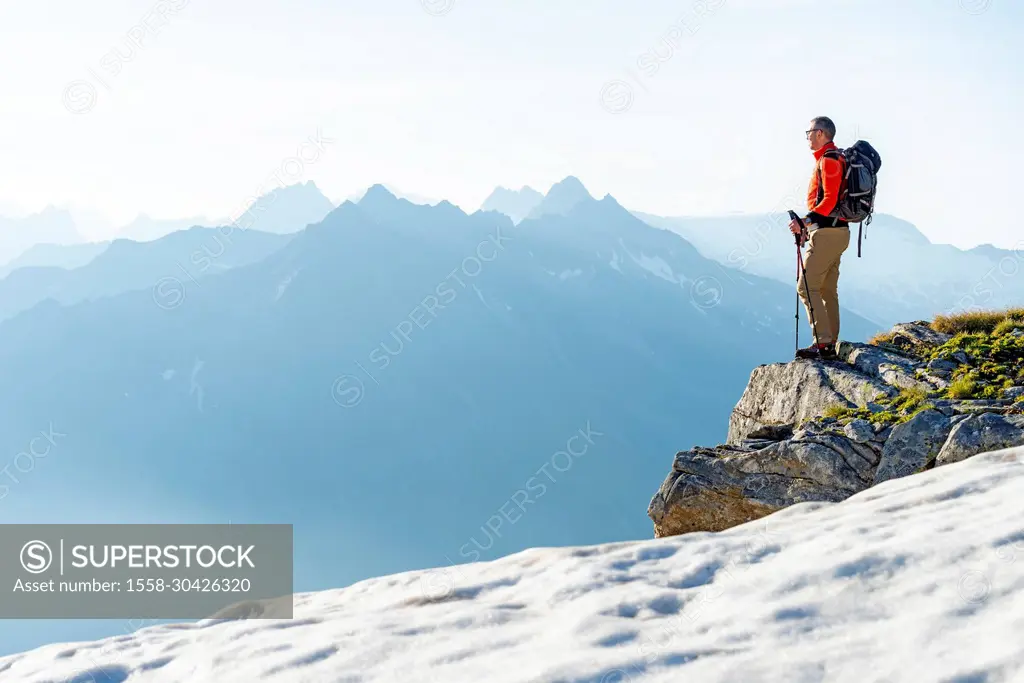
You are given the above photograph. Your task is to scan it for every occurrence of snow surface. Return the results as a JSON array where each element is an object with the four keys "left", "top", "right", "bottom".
[{"left": 3, "top": 449, "right": 1024, "bottom": 682}]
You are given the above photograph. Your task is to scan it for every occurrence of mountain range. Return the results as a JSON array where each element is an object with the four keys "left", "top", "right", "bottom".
[
  {"left": 0, "top": 182, "right": 338, "bottom": 269},
  {"left": 0, "top": 207, "right": 85, "bottom": 265},
  {"left": 0, "top": 227, "right": 293, "bottom": 323},
  {"left": 0, "top": 241, "right": 109, "bottom": 280},
  {"left": 116, "top": 214, "right": 216, "bottom": 243},
  {"left": 0, "top": 178, "right": 878, "bottom": 654}
]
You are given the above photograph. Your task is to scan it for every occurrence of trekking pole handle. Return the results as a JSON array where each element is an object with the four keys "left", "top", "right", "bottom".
[{"left": 788, "top": 210, "right": 807, "bottom": 246}]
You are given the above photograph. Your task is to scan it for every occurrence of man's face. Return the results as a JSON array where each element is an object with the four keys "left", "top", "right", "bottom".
[{"left": 806, "top": 122, "right": 827, "bottom": 151}]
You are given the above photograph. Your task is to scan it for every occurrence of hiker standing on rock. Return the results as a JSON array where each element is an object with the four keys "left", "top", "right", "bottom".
[{"left": 790, "top": 116, "right": 851, "bottom": 361}]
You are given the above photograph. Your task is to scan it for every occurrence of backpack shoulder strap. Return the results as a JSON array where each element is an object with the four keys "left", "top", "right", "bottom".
[
  {"left": 816, "top": 148, "right": 847, "bottom": 227},
  {"left": 816, "top": 148, "right": 843, "bottom": 177}
]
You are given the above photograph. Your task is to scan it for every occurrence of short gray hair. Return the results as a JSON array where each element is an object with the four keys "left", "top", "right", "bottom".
[{"left": 811, "top": 116, "right": 836, "bottom": 140}]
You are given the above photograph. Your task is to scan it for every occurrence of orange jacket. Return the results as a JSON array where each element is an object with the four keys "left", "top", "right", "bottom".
[{"left": 806, "top": 141, "right": 846, "bottom": 226}]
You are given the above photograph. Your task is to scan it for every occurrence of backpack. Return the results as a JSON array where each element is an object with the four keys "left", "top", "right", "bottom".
[{"left": 819, "top": 140, "right": 882, "bottom": 257}]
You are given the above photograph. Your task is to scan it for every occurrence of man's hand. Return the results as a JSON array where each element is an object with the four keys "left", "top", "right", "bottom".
[{"left": 789, "top": 218, "right": 807, "bottom": 246}]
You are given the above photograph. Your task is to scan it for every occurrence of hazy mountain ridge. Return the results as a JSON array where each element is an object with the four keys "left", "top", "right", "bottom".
[
  {"left": 235, "top": 181, "right": 335, "bottom": 234},
  {"left": 0, "top": 207, "right": 85, "bottom": 265},
  {"left": 0, "top": 241, "right": 109, "bottom": 279},
  {"left": 0, "top": 182, "right": 334, "bottom": 270},
  {"left": 0, "top": 226, "right": 293, "bottom": 323},
  {"left": 116, "top": 214, "right": 215, "bottom": 243},
  {"left": 479, "top": 185, "right": 544, "bottom": 223}
]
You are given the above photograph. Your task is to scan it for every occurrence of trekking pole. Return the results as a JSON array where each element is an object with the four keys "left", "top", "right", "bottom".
[
  {"left": 794, "top": 232, "right": 800, "bottom": 353},
  {"left": 788, "top": 211, "right": 821, "bottom": 350}
]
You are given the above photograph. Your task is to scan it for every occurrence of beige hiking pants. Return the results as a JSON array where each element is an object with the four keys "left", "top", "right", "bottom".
[{"left": 797, "top": 226, "right": 850, "bottom": 346}]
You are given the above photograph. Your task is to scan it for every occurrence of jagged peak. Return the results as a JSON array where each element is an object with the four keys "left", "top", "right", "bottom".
[
  {"left": 434, "top": 199, "right": 467, "bottom": 216},
  {"left": 525, "top": 176, "right": 597, "bottom": 220},
  {"left": 360, "top": 184, "right": 398, "bottom": 203},
  {"left": 599, "top": 193, "right": 623, "bottom": 208},
  {"left": 547, "top": 175, "right": 592, "bottom": 200}
]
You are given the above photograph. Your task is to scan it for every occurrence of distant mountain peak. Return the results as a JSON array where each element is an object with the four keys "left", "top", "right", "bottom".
[
  {"left": 349, "top": 185, "right": 469, "bottom": 230},
  {"left": 360, "top": 184, "right": 399, "bottom": 203},
  {"left": 434, "top": 199, "right": 464, "bottom": 213},
  {"left": 551, "top": 175, "right": 590, "bottom": 195},
  {"left": 486, "top": 184, "right": 543, "bottom": 198},
  {"left": 235, "top": 181, "right": 335, "bottom": 234},
  {"left": 526, "top": 176, "right": 596, "bottom": 220},
  {"left": 345, "top": 184, "right": 438, "bottom": 206},
  {"left": 479, "top": 185, "right": 544, "bottom": 224},
  {"left": 259, "top": 180, "right": 328, "bottom": 202}
]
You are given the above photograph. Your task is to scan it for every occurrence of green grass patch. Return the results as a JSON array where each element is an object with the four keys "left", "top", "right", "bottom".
[
  {"left": 931, "top": 307, "right": 1024, "bottom": 336},
  {"left": 822, "top": 404, "right": 850, "bottom": 420},
  {"left": 946, "top": 376, "right": 976, "bottom": 399},
  {"left": 819, "top": 387, "right": 937, "bottom": 429},
  {"left": 868, "top": 331, "right": 898, "bottom": 346},
  {"left": 848, "top": 309, "right": 1024, "bottom": 415},
  {"left": 993, "top": 317, "right": 1024, "bottom": 337}
]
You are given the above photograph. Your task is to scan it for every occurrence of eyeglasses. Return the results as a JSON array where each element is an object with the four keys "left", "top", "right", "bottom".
[{"left": 805, "top": 129, "right": 823, "bottom": 139}]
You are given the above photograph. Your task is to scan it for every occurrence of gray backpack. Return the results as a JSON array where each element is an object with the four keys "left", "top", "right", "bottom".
[{"left": 820, "top": 140, "right": 882, "bottom": 256}]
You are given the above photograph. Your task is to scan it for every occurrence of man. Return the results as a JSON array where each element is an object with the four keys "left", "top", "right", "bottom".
[{"left": 789, "top": 116, "right": 851, "bottom": 360}]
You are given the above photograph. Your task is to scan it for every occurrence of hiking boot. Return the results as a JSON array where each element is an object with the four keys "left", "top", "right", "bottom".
[{"left": 795, "top": 343, "right": 836, "bottom": 361}]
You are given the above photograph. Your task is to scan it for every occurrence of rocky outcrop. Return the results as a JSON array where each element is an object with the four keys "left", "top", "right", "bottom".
[
  {"left": 727, "top": 361, "right": 895, "bottom": 445},
  {"left": 649, "top": 321, "right": 1024, "bottom": 538}
]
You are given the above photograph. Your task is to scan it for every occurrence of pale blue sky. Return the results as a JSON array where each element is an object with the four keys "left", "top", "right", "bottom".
[{"left": 0, "top": 0, "right": 1020, "bottom": 247}]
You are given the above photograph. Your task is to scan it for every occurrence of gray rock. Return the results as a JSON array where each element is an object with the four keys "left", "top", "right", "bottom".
[
  {"left": 745, "top": 424, "right": 794, "bottom": 441},
  {"left": 927, "top": 358, "right": 959, "bottom": 373},
  {"left": 935, "top": 413, "right": 1024, "bottom": 466},
  {"left": 950, "top": 400, "right": 1012, "bottom": 415},
  {"left": 890, "top": 322, "right": 952, "bottom": 347},
  {"left": 952, "top": 351, "right": 970, "bottom": 365},
  {"left": 874, "top": 410, "right": 954, "bottom": 484},
  {"left": 844, "top": 418, "right": 875, "bottom": 443},
  {"left": 920, "top": 374, "right": 950, "bottom": 391},
  {"left": 740, "top": 439, "right": 778, "bottom": 451},
  {"left": 649, "top": 435, "right": 870, "bottom": 537},
  {"left": 840, "top": 342, "right": 933, "bottom": 392},
  {"left": 1004, "top": 386, "right": 1024, "bottom": 400},
  {"left": 728, "top": 362, "right": 896, "bottom": 446},
  {"left": 871, "top": 425, "right": 892, "bottom": 442},
  {"left": 792, "top": 420, "right": 840, "bottom": 441}
]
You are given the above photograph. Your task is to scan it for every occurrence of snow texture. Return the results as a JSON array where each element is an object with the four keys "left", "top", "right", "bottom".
[{"left": 2, "top": 449, "right": 1023, "bottom": 682}]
